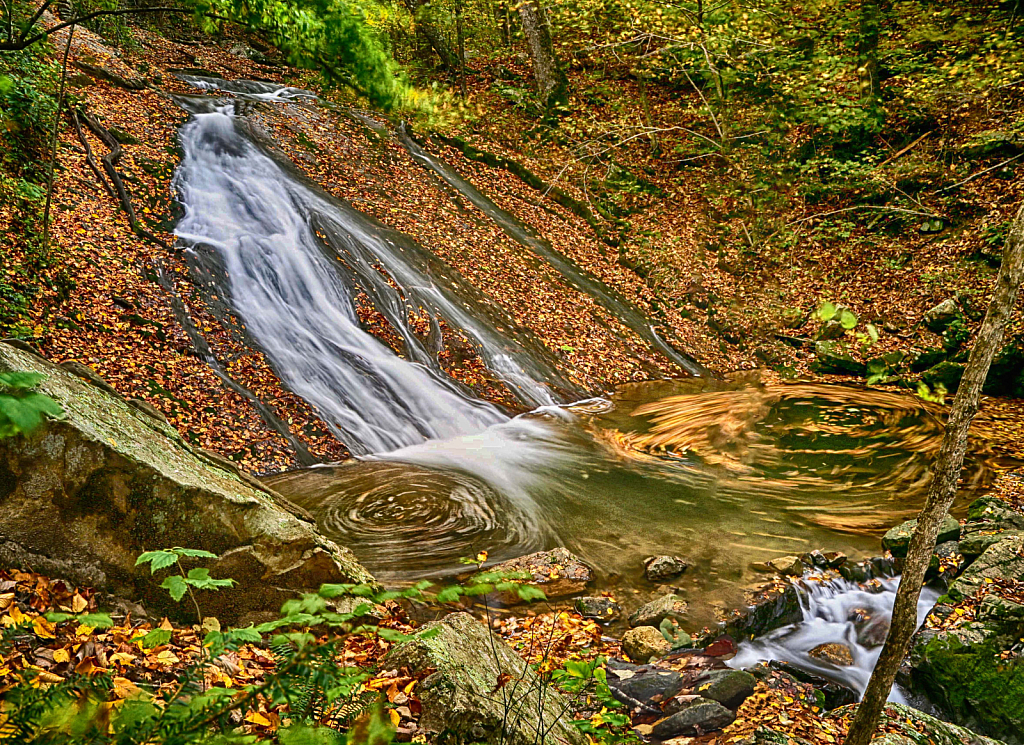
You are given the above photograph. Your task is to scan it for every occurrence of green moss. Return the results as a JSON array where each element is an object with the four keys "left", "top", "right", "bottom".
[{"left": 913, "top": 634, "right": 1024, "bottom": 741}]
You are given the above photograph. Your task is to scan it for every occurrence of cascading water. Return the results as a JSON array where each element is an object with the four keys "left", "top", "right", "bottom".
[
  {"left": 730, "top": 574, "right": 940, "bottom": 701},
  {"left": 172, "top": 90, "right": 580, "bottom": 454},
  {"left": 169, "top": 78, "right": 1003, "bottom": 714}
]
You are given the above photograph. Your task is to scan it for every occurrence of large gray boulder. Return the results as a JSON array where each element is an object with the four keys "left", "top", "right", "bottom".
[
  {"left": 0, "top": 343, "right": 374, "bottom": 623},
  {"left": 948, "top": 534, "right": 1024, "bottom": 602},
  {"left": 381, "top": 612, "right": 585, "bottom": 745}
]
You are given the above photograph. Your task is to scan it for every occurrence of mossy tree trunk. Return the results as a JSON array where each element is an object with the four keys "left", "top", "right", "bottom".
[
  {"left": 517, "top": 0, "right": 568, "bottom": 109},
  {"left": 403, "top": 0, "right": 459, "bottom": 71},
  {"left": 844, "top": 204, "right": 1024, "bottom": 745}
]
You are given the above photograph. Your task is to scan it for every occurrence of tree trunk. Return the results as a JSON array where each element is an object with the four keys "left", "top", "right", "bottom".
[
  {"left": 517, "top": 0, "right": 567, "bottom": 109},
  {"left": 857, "top": 0, "right": 881, "bottom": 99},
  {"left": 402, "top": 0, "right": 459, "bottom": 71},
  {"left": 844, "top": 203, "right": 1024, "bottom": 745},
  {"left": 455, "top": 0, "right": 467, "bottom": 97}
]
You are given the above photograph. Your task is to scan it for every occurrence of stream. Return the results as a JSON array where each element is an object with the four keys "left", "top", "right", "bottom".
[{"left": 170, "top": 77, "right": 999, "bottom": 701}]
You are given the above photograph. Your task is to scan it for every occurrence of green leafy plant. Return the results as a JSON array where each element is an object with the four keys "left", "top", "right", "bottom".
[
  {"left": 916, "top": 380, "right": 947, "bottom": 404},
  {"left": 0, "top": 371, "right": 63, "bottom": 438},
  {"left": 136, "top": 547, "right": 235, "bottom": 629}
]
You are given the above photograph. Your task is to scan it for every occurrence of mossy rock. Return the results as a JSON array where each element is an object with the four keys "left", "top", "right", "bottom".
[
  {"left": 922, "top": 361, "right": 965, "bottom": 392},
  {"left": 908, "top": 632, "right": 1023, "bottom": 742},
  {"left": 812, "top": 341, "right": 866, "bottom": 376},
  {"left": 882, "top": 515, "right": 960, "bottom": 558},
  {"left": 381, "top": 613, "right": 586, "bottom": 745},
  {"left": 0, "top": 343, "right": 374, "bottom": 623}
]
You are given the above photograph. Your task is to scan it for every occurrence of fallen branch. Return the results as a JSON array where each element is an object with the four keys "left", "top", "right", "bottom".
[
  {"left": 74, "top": 61, "right": 148, "bottom": 91},
  {"left": 71, "top": 110, "right": 114, "bottom": 199},
  {"left": 875, "top": 131, "right": 931, "bottom": 170},
  {"left": 786, "top": 204, "right": 943, "bottom": 226},
  {"left": 938, "top": 152, "right": 1024, "bottom": 192},
  {"left": 79, "top": 108, "right": 169, "bottom": 248}
]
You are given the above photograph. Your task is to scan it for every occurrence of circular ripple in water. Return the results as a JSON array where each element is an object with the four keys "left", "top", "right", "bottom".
[{"left": 265, "top": 461, "right": 546, "bottom": 579}]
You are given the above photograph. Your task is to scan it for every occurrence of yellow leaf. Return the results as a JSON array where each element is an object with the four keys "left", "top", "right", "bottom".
[
  {"left": 109, "top": 652, "right": 135, "bottom": 666},
  {"left": 156, "top": 650, "right": 180, "bottom": 665},
  {"left": 389, "top": 709, "right": 401, "bottom": 727},
  {"left": 53, "top": 648, "right": 70, "bottom": 664},
  {"left": 112, "top": 676, "right": 141, "bottom": 699},
  {"left": 76, "top": 624, "right": 95, "bottom": 637},
  {"left": 71, "top": 594, "right": 88, "bottom": 613},
  {"left": 33, "top": 617, "right": 56, "bottom": 639},
  {"left": 476, "top": 550, "right": 488, "bottom": 562},
  {"left": 245, "top": 712, "right": 271, "bottom": 727}
]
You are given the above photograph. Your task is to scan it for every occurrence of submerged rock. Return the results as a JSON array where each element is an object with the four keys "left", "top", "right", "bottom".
[
  {"left": 576, "top": 596, "right": 621, "bottom": 622},
  {"left": 644, "top": 555, "right": 688, "bottom": 581},
  {"left": 622, "top": 626, "right": 671, "bottom": 663},
  {"left": 629, "top": 593, "right": 688, "bottom": 628},
  {"left": 0, "top": 342, "right": 373, "bottom": 623},
  {"left": 382, "top": 612, "right": 585, "bottom": 745},
  {"left": 651, "top": 698, "right": 735, "bottom": 738}
]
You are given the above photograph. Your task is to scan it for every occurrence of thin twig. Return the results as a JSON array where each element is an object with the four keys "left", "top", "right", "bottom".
[{"left": 938, "top": 153, "right": 1024, "bottom": 192}]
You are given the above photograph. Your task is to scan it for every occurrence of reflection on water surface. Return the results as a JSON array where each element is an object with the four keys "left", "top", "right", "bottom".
[{"left": 266, "top": 378, "right": 1001, "bottom": 626}]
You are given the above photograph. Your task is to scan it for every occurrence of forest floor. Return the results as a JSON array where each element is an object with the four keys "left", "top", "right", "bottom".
[{"left": 6, "top": 16, "right": 1023, "bottom": 473}]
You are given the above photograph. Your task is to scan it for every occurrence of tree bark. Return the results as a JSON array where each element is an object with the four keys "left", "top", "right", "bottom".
[
  {"left": 517, "top": 0, "right": 567, "bottom": 109},
  {"left": 401, "top": 0, "right": 459, "bottom": 71},
  {"left": 857, "top": 0, "right": 881, "bottom": 99},
  {"left": 844, "top": 203, "right": 1024, "bottom": 745}
]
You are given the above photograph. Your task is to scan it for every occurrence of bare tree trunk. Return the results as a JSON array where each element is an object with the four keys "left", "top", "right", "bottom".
[
  {"left": 844, "top": 203, "right": 1024, "bottom": 745},
  {"left": 402, "top": 0, "right": 459, "bottom": 71},
  {"left": 455, "top": 0, "right": 467, "bottom": 97},
  {"left": 43, "top": 23, "right": 75, "bottom": 244},
  {"left": 857, "top": 0, "right": 881, "bottom": 99},
  {"left": 517, "top": 0, "right": 567, "bottom": 109}
]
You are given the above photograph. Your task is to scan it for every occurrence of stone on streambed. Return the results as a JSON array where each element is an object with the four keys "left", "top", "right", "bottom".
[
  {"left": 381, "top": 612, "right": 585, "bottom": 745},
  {"left": 651, "top": 698, "right": 735, "bottom": 739},
  {"left": 694, "top": 669, "right": 757, "bottom": 709},
  {"left": 606, "top": 660, "right": 684, "bottom": 709},
  {"left": 487, "top": 547, "right": 592, "bottom": 600},
  {"left": 808, "top": 642, "right": 854, "bottom": 666},
  {"left": 576, "top": 595, "right": 621, "bottom": 622},
  {"left": 629, "top": 593, "right": 688, "bottom": 628},
  {"left": 766, "top": 555, "right": 806, "bottom": 576},
  {"left": 0, "top": 342, "right": 373, "bottom": 623},
  {"left": 644, "top": 555, "right": 688, "bottom": 581},
  {"left": 722, "top": 582, "right": 802, "bottom": 641},
  {"left": 948, "top": 534, "right": 1024, "bottom": 602},
  {"left": 622, "top": 626, "right": 671, "bottom": 663},
  {"left": 882, "top": 515, "right": 961, "bottom": 558},
  {"left": 829, "top": 702, "right": 1005, "bottom": 745}
]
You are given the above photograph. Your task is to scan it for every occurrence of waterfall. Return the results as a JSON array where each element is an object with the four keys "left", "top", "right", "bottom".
[{"left": 172, "top": 95, "right": 573, "bottom": 454}]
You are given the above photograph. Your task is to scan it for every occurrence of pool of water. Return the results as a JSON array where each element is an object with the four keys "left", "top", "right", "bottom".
[{"left": 266, "top": 376, "right": 997, "bottom": 627}]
